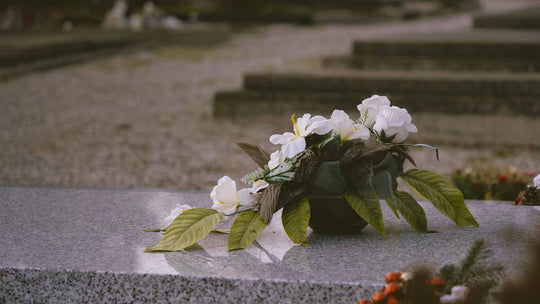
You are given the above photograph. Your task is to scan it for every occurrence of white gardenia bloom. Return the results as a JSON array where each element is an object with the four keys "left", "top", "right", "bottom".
[
  {"left": 372, "top": 106, "right": 418, "bottom": 143},
  {"left": 250, "top": 179, "right": 269, "bottom": 193},
  {"left": 269, "top": 113, "right": 332, "bottom": 158},
  {"left": 534, "top": 174, "right": 540, "bottom": 188},
  {"left": 164, "top": 204, "right": 193, "bottom": 226},
  {"left": 330, "top": 109, "right": 370, "bottom": 141},
  {"left": 356, "top": 95, "right": 391, "bottom": 128},
  {"left": 210, "top": 176, "right": 255, "bottom": 215}
]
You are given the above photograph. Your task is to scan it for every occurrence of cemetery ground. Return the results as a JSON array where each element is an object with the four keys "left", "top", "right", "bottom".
[{"left": 1, "top": 2, "right": 539, "bottom": 192}]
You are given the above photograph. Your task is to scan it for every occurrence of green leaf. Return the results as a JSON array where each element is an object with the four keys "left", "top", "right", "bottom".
[
  {"left": 310, "top": 161, "right": 348, "bottom": 194},
  {"left": 281, "top": 197, "right": 310, "bottom": 245},
  {"left": 393, "top": 191, "right": 428, "bottom": 232},
  {"left": 401, "top": 169, "right": 479, "bottom": 227},
  {"left": 319, "top": 133, "right": 341, "bottom": 161},
  {"left": 373, "top": 152, "right": 399, "bottom": 177},
  {"left": 384, "top": 197, "right": 400, "bottom": 219},
  {"left": 359, "top": 152, "right": 399, "bottom": 199},
  {"left": 372, "top": 169, "right": 396, "bottom": 199},
  {"left": 145, "top": 208, "right": 224, "bottom": 252},
  {"left": 228, "top": 210, "right": 267, "bottom": 251},
  {"left": 344, "top": 191, "right": 385, "bottom": 236}
]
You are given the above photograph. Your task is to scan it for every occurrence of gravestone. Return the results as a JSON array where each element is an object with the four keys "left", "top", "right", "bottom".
[{"left": 1, "top": 186, "right": 539, "bottom": 303}]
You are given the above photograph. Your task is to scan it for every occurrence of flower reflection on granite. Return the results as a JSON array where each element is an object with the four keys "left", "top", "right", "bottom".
[{"left": 164, "top": 210, "right": 297, "bottom": 278}]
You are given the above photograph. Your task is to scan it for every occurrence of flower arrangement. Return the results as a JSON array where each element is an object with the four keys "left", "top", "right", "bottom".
[
  {"left": 514, "top": 174, "right": 540, "bottom": 205},
  {"left": 358, "top": 239, "right": 503, "bottom": 304},
  {"left": 145, "top": 95, "right": 478, "bottom": 252},
  {"left": 451, "top": 165, "right": 535, "bottom": 201}
]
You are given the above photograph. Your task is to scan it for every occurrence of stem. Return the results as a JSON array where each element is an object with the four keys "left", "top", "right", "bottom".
[
  {"left": 225, "top": 207, "right": 258, "bottom": 217},
  {"left": 392, "top": 143, "right": 439, "bottom": 161},
  {"left": 141, "top": 228, "right": 166, "bottom": 233}
]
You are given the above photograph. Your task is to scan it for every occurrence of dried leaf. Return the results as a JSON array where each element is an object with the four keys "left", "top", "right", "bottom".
[
  {"left": 258, "top": 183, "right": 282, "bottom": 224},
  {"left": 236, "top": 142, "right": 271, "bottom": 168}
]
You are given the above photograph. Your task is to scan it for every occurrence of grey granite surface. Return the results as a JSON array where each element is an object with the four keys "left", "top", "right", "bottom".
[{"left": 1, "top": 186, "right": 539, "bottom": 303}]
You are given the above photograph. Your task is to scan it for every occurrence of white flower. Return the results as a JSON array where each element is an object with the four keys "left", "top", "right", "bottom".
[
  {"left": 330, "top": 109, "right": 370, "bottom": 141},
  {"left": 269, "top": 113, "right": 332, "bottom": 158},
  {"left": 400, "top": 272, "right": 412, "bottom": 281},
  {"left": 534, "top": 174, "right": 540, "bottom": 188},
  {"left": 440, "top": 285, "right": 469, "bottom": 304},
  {"left": 250, "top": 179, "right": 269, "bottom": 193},
  {"left": 210, "top": 176, "right": 255, "bottom": 215},
  {"left": 372, "top": 106, "right": 418, "bottom": 143},
  {"left": 357, "top": 95, "right": 391, "bottom": 128},
  {"left": 266, "top": 150, "right": 296, "bottom": 181},
  {"left": 164, "top": 204, "right": 192, "bottom": 226}
]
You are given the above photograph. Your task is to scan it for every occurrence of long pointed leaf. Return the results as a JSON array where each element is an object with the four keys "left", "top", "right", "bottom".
[
  {"left": 345, "top": 191, "right": 385, "bottom": 236},
  {"left": 282, "top": 197, "right": 310, "bottom": 245},
  {"left": 394, "top": 191, "right": 428, "bottom": 232},
  {"left": 236, "top": 142, "right": 270, "bottom": 167},
  {"left": 385, "top": 198, "right": 400, "bottom": 219},
  {"left": 401, "top": 169, "right": 479, "bottom": 227},
  {"left": 145, "top": 208, "right": 224, "bottom": 252},
  {"left": 228, "top": 210, "right": 266, "bottom": 251}
]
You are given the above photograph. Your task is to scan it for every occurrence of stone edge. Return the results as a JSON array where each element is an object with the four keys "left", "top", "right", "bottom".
[{"left": 0, "top": 267, "right": 379, "bottom": 304}]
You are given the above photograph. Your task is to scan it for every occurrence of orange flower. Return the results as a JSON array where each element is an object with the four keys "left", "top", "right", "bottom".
[
  {"left": 429, "top": 276, "right": 446, "bottom": 291},
  {"left": 386, "top": 296, "right": 400, "bottom": 304},
  {"left": 372, "top": 291, "right": 388, "bottom": 302},
  {"left": 358, "top": 300, "right": 372, "bottom": 304},
  {"left": 385, "top": 283, "right": 401, "bottom": 295},
  {"left": 514, "top": 196, "right": 523, "bottom": 205},
  {"left": 385, "top": 272, "right": 402, "bottom": 283},
  {"left": 497, "top": 175, "right": 508, "bottom": 183}
]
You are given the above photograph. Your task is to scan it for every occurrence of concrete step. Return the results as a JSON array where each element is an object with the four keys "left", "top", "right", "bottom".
[
  {"left": 474, "top": 5, "right": 540, "bottom": 30},
  {"left": 323, "top": 30, "right": 540, "bottom": 72},
  {"left": 0, "top": 32, "right": 136, "bottom": 68},
  {"left": 213, "top": 70, "right": 540, "bottom": 117}
]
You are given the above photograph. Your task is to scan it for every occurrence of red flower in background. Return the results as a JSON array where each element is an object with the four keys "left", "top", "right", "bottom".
[
  {"left": 497, "top": 175, "right": 508, "bottom": 183},
  {"left": 514, "top": 196, "right": 523, "bottom": 205}
]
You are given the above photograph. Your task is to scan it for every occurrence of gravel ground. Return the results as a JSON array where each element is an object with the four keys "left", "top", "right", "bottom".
[{"left": 1, "top": 2, "right": 538, "bottom": 191}]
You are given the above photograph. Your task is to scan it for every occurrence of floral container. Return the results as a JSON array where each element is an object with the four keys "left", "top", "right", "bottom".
[{"left": 145, "top": 95, "right": 479, "bottom": 253}]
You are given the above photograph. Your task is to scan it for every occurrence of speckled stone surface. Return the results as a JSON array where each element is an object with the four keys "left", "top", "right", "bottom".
[{"left": 1, "top": 186, "right": 539, "bottom": 303}]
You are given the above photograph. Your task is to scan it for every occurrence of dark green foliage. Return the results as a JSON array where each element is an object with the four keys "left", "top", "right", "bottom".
[
  {"left": 439, "top": 239, "right": 504, "bottom": 303},
  {"left": 519, "top": 185, "right": 540, "bottom": 205},
  {"left": 369, "top": 152, "right": 399, "bottom": 199},
  {"left": 310, "top": 161, "right": 348, "bottom": 195}
]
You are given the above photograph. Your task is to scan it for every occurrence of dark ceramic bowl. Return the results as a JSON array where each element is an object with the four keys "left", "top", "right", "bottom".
[{"left": 308, "top": 196, "right": 368, "bottom": 234}]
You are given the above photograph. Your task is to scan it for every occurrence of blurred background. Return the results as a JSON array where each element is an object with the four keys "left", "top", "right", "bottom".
[{"left": 0, "top": 0, "right": 538, "bottom": 200}]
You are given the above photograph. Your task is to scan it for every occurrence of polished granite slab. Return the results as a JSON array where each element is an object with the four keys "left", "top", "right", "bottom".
[{"left": 1, "top": 186, "right": 539, "bottom": 303}]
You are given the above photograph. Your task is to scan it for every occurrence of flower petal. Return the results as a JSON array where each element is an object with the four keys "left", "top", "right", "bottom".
[
  {"left": 238, "top": 188, "right": 255, "bottom": 205},
  {"left": 281, "top": 137, "right": 306, "bottom": 158},
  {"left": 210, "top": 176, "right": 238, "bottom": 205}
]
